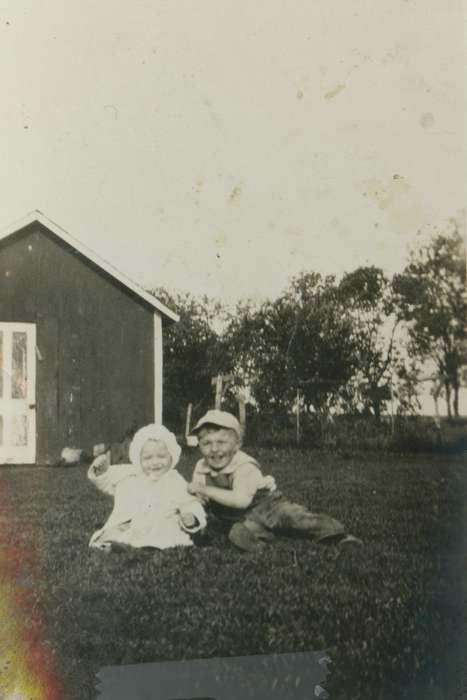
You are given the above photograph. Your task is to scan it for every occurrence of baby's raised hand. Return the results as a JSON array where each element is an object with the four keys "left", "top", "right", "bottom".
[
  {"left": 187, "top": 482, "right": 209, "bottom": 505},
  {"left": 91, "top": 453, "right": 110, "bottom": 476}
]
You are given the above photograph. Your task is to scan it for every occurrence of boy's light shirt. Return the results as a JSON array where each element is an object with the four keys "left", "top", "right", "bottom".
[{"left": 192, "top": 450, "right": 276, "bottom": 495}]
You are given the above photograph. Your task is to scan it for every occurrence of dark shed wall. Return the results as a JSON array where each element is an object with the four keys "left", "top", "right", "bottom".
[{"left": 0, "top": 223, "right": 155, "bottom": 463}]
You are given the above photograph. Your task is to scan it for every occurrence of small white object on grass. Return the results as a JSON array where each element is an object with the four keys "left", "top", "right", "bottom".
[{"left": 60, "top": 447, "right": 84, "bottom": 465}]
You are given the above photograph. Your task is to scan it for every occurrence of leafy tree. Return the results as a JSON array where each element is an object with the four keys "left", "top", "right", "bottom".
[
  {"left": 149, "top": 288, "right": 229, "bottom": 428},
  {"left": 393, "top": 220, "right": 467, "bottom": 418},
  {"left": 337, "top": 266, "right": 405, "bottom": 421},
  {"left": 225, "top": 273, "right": 359, "bottom": 417}
]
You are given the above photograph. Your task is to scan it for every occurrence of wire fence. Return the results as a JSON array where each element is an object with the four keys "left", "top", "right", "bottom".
[{"left": 165, "top": 395, "right": 466, "bottom": 455}]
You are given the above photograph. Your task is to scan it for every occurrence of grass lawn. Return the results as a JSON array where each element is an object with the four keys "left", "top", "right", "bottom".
[{"left": 1, "top": 448, "right": 465, "bottom": 699}]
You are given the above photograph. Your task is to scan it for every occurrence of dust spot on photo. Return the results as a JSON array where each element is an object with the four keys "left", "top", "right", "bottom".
[
  {"left": 214, "top": 231, "right": 227, "bottom": 249},
  {"left": 419, "top": 112, "right": 434, "bottom": 129},
  {"left": 324, "top": 84, "right": 346, "bottom": 100},
  {"left": 360, "top": 176, "right": 424, "bottom": 234},
  {"left": 229, "top": 184, "right": 243, "bottom": 204},
  {"left": 104, "top": 104, "right": 119, "bottom": 119},
  {"left": 286, "top": 225, "right": 303, "bottom": 239}
]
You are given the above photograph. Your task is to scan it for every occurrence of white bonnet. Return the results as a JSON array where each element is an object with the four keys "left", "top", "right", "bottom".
[{"left": 129, "top": 424, "right": 182, "bottom": 469}]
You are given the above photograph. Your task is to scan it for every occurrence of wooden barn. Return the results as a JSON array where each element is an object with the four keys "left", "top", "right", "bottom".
[{"left": 0, "top": 211, "right": 178, "bottom": 465}]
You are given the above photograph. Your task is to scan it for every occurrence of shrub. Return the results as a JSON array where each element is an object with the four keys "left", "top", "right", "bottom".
[{"left": 243, "top": 411, "right": 466, "bottom": 454}]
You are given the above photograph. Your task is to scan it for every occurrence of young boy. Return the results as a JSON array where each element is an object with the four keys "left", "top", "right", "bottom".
[{"left": 188, "top": 410, "right": 361, "bottom": 553}]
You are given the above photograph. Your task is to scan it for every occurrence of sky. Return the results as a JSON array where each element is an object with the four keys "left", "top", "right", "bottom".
[{"left": 0, "top": 0, "right": 465, "bottom": 304}]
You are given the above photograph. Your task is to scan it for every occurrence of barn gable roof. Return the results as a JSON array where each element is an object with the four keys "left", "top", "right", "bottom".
[{"left": 0, "top": 210, "right": 179, "bottom": 322}]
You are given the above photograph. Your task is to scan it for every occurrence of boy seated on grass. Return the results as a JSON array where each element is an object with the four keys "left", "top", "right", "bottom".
[
  {"left": 88, "top": 424, "right": 206, "bottom": 552},
  {"left": 188, "top": 410, "right": 362, "bottom": 553}
]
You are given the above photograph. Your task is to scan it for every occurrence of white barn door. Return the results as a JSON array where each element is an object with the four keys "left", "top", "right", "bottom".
[{"left": 0, "top": 323, "right": 36, "bottom": 464}]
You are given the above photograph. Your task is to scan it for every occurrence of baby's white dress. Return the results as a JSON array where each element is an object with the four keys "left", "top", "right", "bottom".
[{"left": 88, "top": 464, "right": 206, "bottom": 550}]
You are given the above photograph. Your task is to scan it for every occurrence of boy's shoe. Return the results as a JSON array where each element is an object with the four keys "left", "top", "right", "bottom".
[{"left": 337, "top": 534, "right": 363, "bottom": 547}]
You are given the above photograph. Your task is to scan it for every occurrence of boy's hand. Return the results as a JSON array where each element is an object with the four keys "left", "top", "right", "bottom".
[
  {"left": 188, "top": 482, "right": 205, "bottom": 497},
  {"left": 179, "top": 512, "right": 198, "bottom": 529},
  {"left": 92, "top": 453, "right": 110, "bottom": 476},
  {"left": 187, "top": 482, "right": 209, "bottom": 505}
]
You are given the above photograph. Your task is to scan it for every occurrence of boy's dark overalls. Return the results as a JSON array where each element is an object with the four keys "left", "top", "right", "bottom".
[{"left": 201, "top": 458, "right": 345, "bottom": 553}]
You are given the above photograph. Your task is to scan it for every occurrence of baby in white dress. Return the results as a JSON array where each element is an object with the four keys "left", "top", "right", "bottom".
[{"left": 88, "top": 424, "right": 206, "bottom": 551}]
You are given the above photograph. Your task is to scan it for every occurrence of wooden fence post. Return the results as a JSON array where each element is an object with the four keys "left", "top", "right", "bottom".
[
  {"left": 238, "top": 395, "right": 246, "bottom": 431},
  {"left": 296, "top": 388, "right": 301, "bottom": 445},
  {"left": 213, "top": 374, "right": 223, "bottom": 409},
  {"left": 211, "top": 373, "right": 234, "bottom": 410},
  {"left": 185, "top": 403, "right": 193, "bottom": 439}
]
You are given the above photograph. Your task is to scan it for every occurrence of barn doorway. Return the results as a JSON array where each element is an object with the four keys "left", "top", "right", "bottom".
[{"left": 0, "top": 322, "right": 36, "bottom": 464}]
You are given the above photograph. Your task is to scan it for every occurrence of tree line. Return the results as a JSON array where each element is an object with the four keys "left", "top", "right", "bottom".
[{"left": 151, "top": 221, "right": 466, "bottom": 428}]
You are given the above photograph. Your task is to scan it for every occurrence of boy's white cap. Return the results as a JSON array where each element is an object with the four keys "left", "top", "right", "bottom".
[{"left": 191, "top": 410, "right": 241, "bottom": 438}]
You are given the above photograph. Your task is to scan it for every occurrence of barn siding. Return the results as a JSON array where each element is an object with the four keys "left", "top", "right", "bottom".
[{"left": 0, "top": 223, "right": 156, "bottom": 463}]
